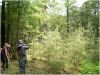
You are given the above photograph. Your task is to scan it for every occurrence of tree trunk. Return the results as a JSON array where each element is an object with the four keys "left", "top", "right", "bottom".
[
  {"left": 1, "top": 1, "right": 5, "bottom": 47},
  {"left": 67, "top": 0, "right": 69, "bottom": 32},
  {"left": 16, "top": 1, "right": 21, "bottom": 41},
  {"left": 6, "top": 2, "right": 10, "bottom": 43}
]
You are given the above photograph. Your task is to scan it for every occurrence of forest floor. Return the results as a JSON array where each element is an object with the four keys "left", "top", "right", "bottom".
[
  {"left": 0, "top": 59, "right": 99, "bottom": 74},
  {"left": 1, "top": 59, "right": 48, "bottom": 74},
  {"left": 1, "top": 59, "right": 78, "bottom": 74}
]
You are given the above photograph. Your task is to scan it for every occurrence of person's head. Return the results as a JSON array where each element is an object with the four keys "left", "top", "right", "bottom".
[
  {"left": 4, "top": 43, "right": 8, "bottom": 46},
  {"left": 4, "top": 43, "right": 11, "bottom": 48},
  {"left": 18, "top": 40, "right": 24, "bottom": 44},
  {"left": 17, "top": 40, "right": 24, "bottom": 47}
]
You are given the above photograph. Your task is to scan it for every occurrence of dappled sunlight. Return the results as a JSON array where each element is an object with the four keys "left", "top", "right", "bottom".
[{"left": 1, "top": 0, "right": 99, "bottom": 74}]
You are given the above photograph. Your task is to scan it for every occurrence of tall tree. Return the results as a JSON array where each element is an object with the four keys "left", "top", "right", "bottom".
[
  {"left": 1, "top": 1, "right": 5, "bottom": 47},
  {"left": 6, "top": 1, "right": 10, "bottom": 43}
]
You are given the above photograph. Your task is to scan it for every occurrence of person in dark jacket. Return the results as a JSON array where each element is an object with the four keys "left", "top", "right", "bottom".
[{"left": 17, "top": 40, "right": 29, "bottom": 74}]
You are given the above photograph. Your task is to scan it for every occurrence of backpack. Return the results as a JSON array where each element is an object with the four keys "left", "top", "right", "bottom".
[
  {"left": 17, "top": 46, "right": 26, "bottom": 57},
  {"left": 17, "top": 44, "right": 28, "bottom": 57}
]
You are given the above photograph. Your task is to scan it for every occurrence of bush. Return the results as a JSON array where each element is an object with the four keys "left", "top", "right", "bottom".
[
  {"left": 79, "top": 60, "right": 99, "bottom": 74},
  {"left": 47, "top": 61, "right": 64, "bottom": 73}
]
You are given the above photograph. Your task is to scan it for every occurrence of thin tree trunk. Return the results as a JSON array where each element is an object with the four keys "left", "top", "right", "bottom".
[
  {"left": 16, "top": 1, "right": 21, "bottom": 41},
  {"left": 1, "top": 1, "right": 5, "bottom": 47},
  {"left": 67, "top": 0, "right": 69, "bottom": 32},
  {"left": 6, "top": 2, "right": 10, "bottom": 43}
]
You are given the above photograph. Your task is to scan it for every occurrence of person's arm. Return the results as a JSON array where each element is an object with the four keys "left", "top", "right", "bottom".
[
  {"left": 7, "top": 51, "right": 10, "bottom": 58},
  {"left": 24, "top": 46, "right": 29, "bottom": 49},
  {"left": 5, "top": 48, "right": 10, "bottom": 60},
  {"left": 23, "top": 44, "right": 29, "bottom": 50}
]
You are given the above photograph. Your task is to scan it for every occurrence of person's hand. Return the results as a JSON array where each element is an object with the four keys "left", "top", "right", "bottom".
[
  {"left": 10, "top": 54, "right": 12, "bottom": 58},
  {"left": 7, "top": 56, "right": 10, "bottom": 62},
  {"left": 8, "top": 58, "right": 10, "bottom": 64}
]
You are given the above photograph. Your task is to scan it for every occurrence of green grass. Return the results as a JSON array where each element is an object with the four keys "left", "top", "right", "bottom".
[
  {"left": 79, "top": 60, "right": 99, "bottom": 74},
  {"left": 1, "top": 60, "right": 47, "bottom": 74},
  {"left": 1, "top": 59, "right": 99, "bottom": 74}
]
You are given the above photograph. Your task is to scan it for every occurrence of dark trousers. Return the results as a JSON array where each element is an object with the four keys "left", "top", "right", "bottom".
[
  {"left": 2, "top": 57, "right": 8, "bottom": 70},
  {"left": 18, "top": 57, "right": 27, "bottom": 74}
]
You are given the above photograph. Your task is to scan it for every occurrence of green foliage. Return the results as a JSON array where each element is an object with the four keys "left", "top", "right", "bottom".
[
  {"left": 3, "top": 0, "right": 99, "bottom": 74},
  {"left": 47, "top": 60, "right": 64, "bottom": 73},
  {"left": 79, "top": 60, "right": 99, "bottom": 74}
]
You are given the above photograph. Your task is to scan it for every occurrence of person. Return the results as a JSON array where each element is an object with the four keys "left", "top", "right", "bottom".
[
  {"left": 17, "top": 40, "right": 29, "bottom": 74},
  {"left": 6, "top": 44, "right": 12, "bottom": 59},
  {"left": 1, "top": 43, "right": 10, "bottom": 70}
]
